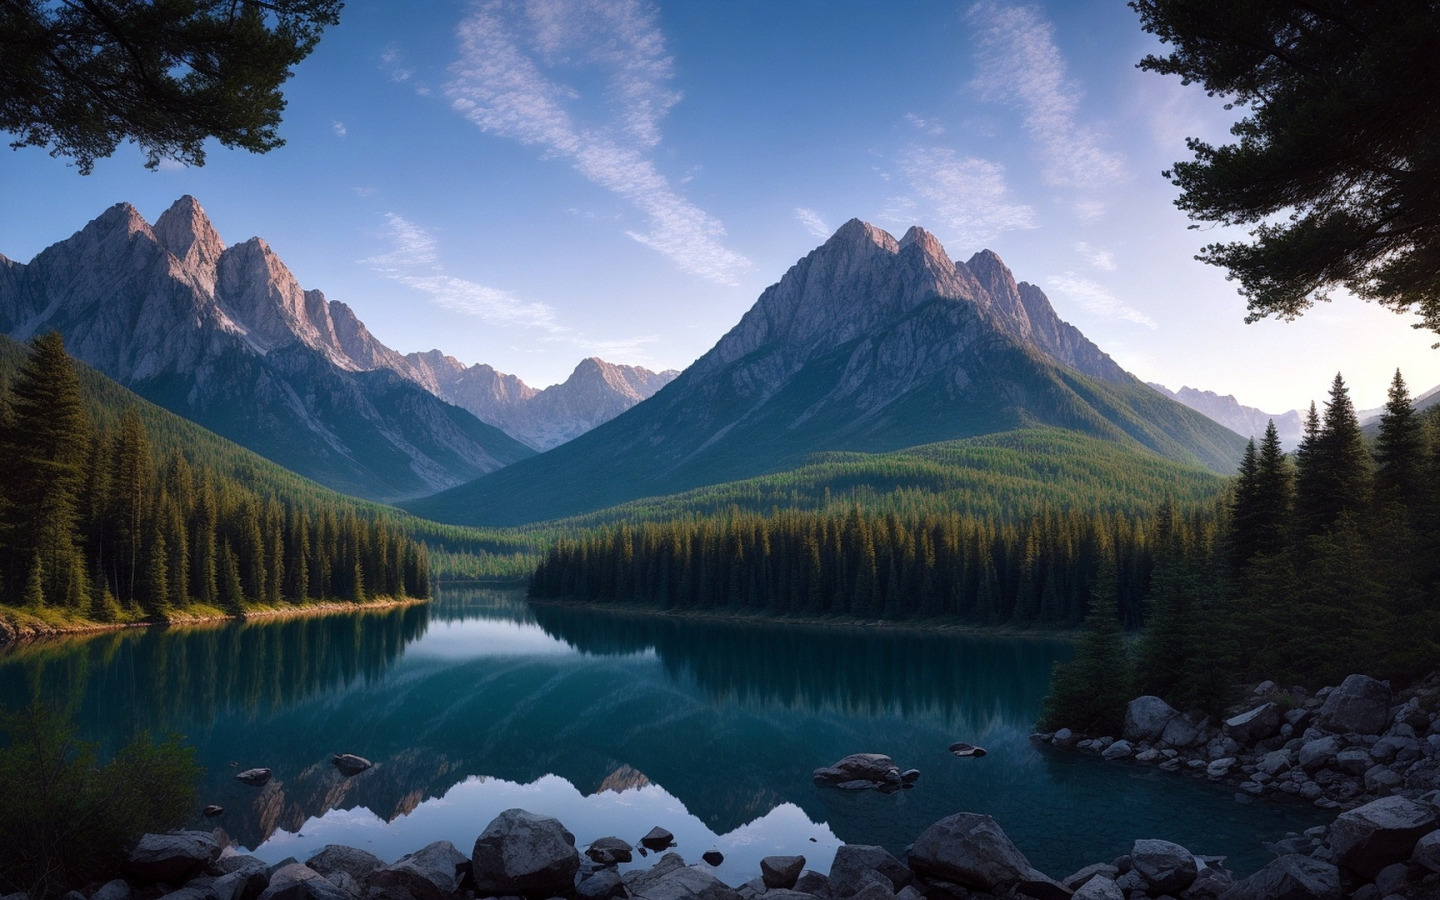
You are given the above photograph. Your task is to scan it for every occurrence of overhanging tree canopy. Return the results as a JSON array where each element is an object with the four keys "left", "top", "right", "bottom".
[
  {"left": 1131, "top": 1, "right": 1440, "bottom": 337},
  {"left": 0, "top": 0, "right": 341, "bottom": 173}
]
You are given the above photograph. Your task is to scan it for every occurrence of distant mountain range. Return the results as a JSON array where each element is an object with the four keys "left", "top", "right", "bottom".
[
  {"left": 0, "top": 197, "right": 673, "bottom": 500},
  {"left": 406, "top": 220, "right": 1245, "bottom": 526}
]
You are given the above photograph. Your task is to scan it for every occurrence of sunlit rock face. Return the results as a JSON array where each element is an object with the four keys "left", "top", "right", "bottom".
[{"left": 0, "top": 196, "right": 534, "bottom": 501}]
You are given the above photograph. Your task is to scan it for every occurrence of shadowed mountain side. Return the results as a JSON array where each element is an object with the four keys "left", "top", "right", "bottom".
[{"left": 405, "top": 221, "right": 1243, "bottom": 527}]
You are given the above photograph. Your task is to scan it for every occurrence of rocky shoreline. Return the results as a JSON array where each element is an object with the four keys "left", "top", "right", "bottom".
[{"left": 19, "top": 797, "right": 1440, "bottom": 900}]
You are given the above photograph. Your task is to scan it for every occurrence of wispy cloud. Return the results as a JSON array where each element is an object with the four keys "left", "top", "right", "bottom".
[
  {"left": 966, "top": 2, "right": 1125, "bottom": 191},
  {"left": 1046, "top": 273, "right": 1156, "bottom": 328},
  {"left": 891, "top": 147, "right": 1035, "bottom": 248},
  {"left": 904, "top": 112, "right": 946, "bottom": 135},
  {"left": 380, "top": 45, "right": 430, "bottom": 95},
  {"left": 442, "top": 0, "right": 750, "bottom": 284},
  {"left": 795, "top": 207, "right": 831, "bottom": 239},
  {"left": 1074, "top": 241, "right": 1116, "bottom": 271},
  {"left": 362, "top": 213, "right": 440, "bottom": 268}
]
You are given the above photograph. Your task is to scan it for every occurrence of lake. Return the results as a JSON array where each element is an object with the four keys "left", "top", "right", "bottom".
[{"left": 0, "top": 585, "right": 1325, "bottom": 882}]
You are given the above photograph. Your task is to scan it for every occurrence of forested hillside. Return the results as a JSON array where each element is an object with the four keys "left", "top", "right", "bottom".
[{"left": 0, "top": 334, "right": 429, "bottom": 629}]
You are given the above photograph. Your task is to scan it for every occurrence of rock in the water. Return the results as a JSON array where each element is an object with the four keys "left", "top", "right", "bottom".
[
  {"left": 577, "top": 868, "right": 627, "bottom": 900},
  {"left": 369, "top": 840, "right": 468, "bottom": 900},
  {"left": 236, "top": 767, "right": 272, "bottom": 787},
  {"left": 640, "top": 826, "right": 676, "bottom": 851},
  {"left": 126, "top": 831, "right": 222, "bottom": 884},
  {"left": 907, "top": 812, "right": 1070, "bottom": 900},
  {"left": 900, "top": 769, "right": 920, "bottom": 783},
  {"left": 1100, "top": 740, "right": 1132, "bottom": 761},
  {"left": 703, "top": 851, "right": 725, "bottom": 867},
  {"left": 471, "top": 808, "right": 580, "bottom": 897},
  {"left": 587, "top": 836, "right": 635, "bottom": 866},
  {"left": 761, "top": 856, "right": 807, "bottom": 890},
  {"left": 203, "top": 805, "right": 225, "bottom": 817},
  {"left": 1130, "top": 839, "right": 1196, "bottom": 894},
  {"left": 1315, "top": 674, "right": 1392, "bottom": 736},
  {"left": 258, "top": 864, "right": 352, "bottom": 900},
  {"left": 813, "top": 753, "right": 904, "bottom": 788},
  {"left": 1215, "top": 854, "right": 1339, "bottom": 900},
  {"left": 949, "top": 742, "right": 987, "bottom": 758},
  {"left": 1224, "top": 703, "right": 1284, "bottom": 745},
  {"left": 305, "top": 845, "right": 384, "bottom": 883},
  {"left": 1123, "top": 696, "right": 1179, "bottom": 743},
  {"left": 331, "top": 754, "right": 372, "bottom": 777},
  {"left": 1073, "top": 875, "right": 1123, "bottom": 900},
  {"left": 1326, "top": 795, "right": 1437, "bottom": 879}
]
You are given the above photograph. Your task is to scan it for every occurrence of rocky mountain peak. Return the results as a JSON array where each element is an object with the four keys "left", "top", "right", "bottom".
[
  {"left": 153, "top": 195, "right": 225, "bottom": 267},
  {"left": 830, "top": 218, "right": 900, "bottom": 254}
]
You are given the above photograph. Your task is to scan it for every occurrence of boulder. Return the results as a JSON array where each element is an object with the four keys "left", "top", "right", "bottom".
[
  {"left": 305, "top": 846, "right": 383, "bottom": 883},
  {"left": 91, "top": 880, "right": 132, "bottom": 900},
  {"left": 762, "top": 856, "right": 807, "bottom": 890},
  {"left": 1334, "top": 748, "right": 1372, "bottom": 775},
  {"left": 587, "top": 836, "right": 635, "bottom": 866},
  {"left": 828, "top": 845, "right": 912, "bottom": 897},
  {"left": 369, "top": 840, "right": 468, "bottom": 900},
  {"left": 125, "top": 831, "right": 222, "bottom": 884},
  {"left": 212, "top": 870, "right": 252, "bottom": 900},
  {"left": 236, "top": 768, "right": 273, "bottom": 787},
  {"left": 1206, "top": 757, "right": 1235, "bottom": 778},
  {"left": 1315, "top": 675, "right": 1392, "bottom": 736},
  {"left": 949, "top": 742, "right": 987, "bottom": 758},
  {"left": 1072, "top": 875, "right": 1123, "bottom": 900},
  {"left": 215, "top": 853, "right": 271, "bottom": 900},
  {"left": 1224, "top": 703, "right": 1284, "bottom": 746},
  {"left": 1414, "top": 829, "right": 1440, "bottom": 873},
  {"left": 702, "top": 851, "right": 725, "bottom": 867},
  {"left": 577, "top": 868, "right": 627, "bottom": 900},
  {"left": 641, "top": 826, "right": 677, "bottom": 851},
  {"left": 1364, "top": 764, "right": 1404, "bottom": 793},
  {"left": 470, "top": 808, "right": 580, "bottom": 897},
  {"left": 1052, "top": 728, "right": 1075, "bottom": 747},
  {"left": 1061, "top": 863, "right": 1118, "bottom": 891},
  {"left": 1217, "top": 854, "right": 1339, "bottom": 900},
  {"left": 793, "top": 870, "right": 832, "bottom": 898},
  {"left": 331, "top": 754, "right": 372, "bottom": 777},
  {"left": 1130, "top": 839, "right": 1196, "bottom": 894},
  {"left": 1123, "top": 696, "right": 1179, "bottom": 743},
  {"left": 204, "top": 805, "right": 225, "bottom": 817},
  {"left": 628, "top": 863, "right": 742, "bottom": 900},
  {"left": 625, "top": 853, "right": 687, "bottom": 891},
  {"left": 907, "top": 812, "right": 1070, "bottom": 900},
  {"left": 258, "top": 864, "right": 352, "bottom": 900},
  {"left": 813, "top": 754, "right": 903, "bottom": 788},
  {"left": 1160, "top": 715, "right": 1200, "bottom": 748},
  {"left": 1100, "top": 740, "right": 1132, "bottom": 761},
  {"left": 1327, "top": 795, "right": 1438, "bottom": 879},
  {"left": 1299, "top": 736, "right": 1341, "bottom": 771}
]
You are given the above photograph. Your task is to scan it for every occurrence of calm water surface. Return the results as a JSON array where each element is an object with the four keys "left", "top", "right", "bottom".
[{"left": 0, "top": 586, "right": 1325, "bottom": 881}]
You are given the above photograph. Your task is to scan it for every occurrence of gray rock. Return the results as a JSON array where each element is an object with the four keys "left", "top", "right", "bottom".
[
  {"left": 1414, "top": 829, "right": 1440, "bottom": 872},
  {"left": 92, "top": 880, "right": 133, "bottom": 900},
  {"left": 577, "top": 869, "right": 627, "bottom": 900},
  {"left": 305, "top": 846, "right": 383, "bottom": 883},
  {"left": 1061, "top": 863, "right": 1118, "bottom": 891},
  {"left": 1335, "top": 748, "right": 1373, "bottom": 775},
  {"left": 813, "top": 754, "right": 903, "bottom": 788},
  {"left": 1206, "top": 757, "right": 1236, "bottom": 778},
  {"left": 1217, "top": 854, "right": 1339, "bottom": 900},
  {"left": 1374, "top": 862, "right": 1409, "bottom": 897},
  {"left": 1052, "top": 728, "right": 1075, "bottom": 747},
  {"left": 258, "top": 864, "right": 352, "bottom": 900},
  {"left": 471, "top": 808, "right": 580, "bottom": 897},
  {"left": 1071, "top": 875, "right": 1123, "bottom": 900},
  {"left": 369, "top": 840, "right": 468, "bottom": 900},
  {"left": 625, "top": 853, "right": 688, "bottom": 892},
  {"left": 1327, "top": 795, "right": 1438, "bottom": 879},
  {"left": 892, "top": 888, "right": 924, "bottom": 900},
  {"left": 1257, "top": 749, "right": 1294, "bottom": 776},
  {"left": 1365, "top": 764, "right": 1405, "bottom": 793},
  {"left": 1130, "top": 839, "right": 1196, "bottom": 894},
  {"left": 126, "top": 831, "right": 223, "bottom": 884},
  {"left": 641, "top": 826, "right": 677, "bottom": 851},
  {"left": 949, "top": 742, "right": 986, "bottom": 758},
  {"left": 828, "top": 845, "right": 911, "bottom": 897},
  {"left": 1100, "top": 740, "right": 1132, "bottom": 761},
  {"left": 702, "top": 851, "right": 725, "bottom": 867},
  {"left": 1299, "top": 736, "right": 1342, "bottom": 771},
  {"left": 587, "top": 837, "right": 635, "bottom": 866},
  {"left": 323, "top": 872, "right": 362, "bottom": 899},
  {"left": 212, "top": 870, "right": 251, "bottom": 900},
  {"left": 1123, "top": 696, "right": 1179, "bottom": 743},
  {"left": 762, "top": 856, "right": 807, "bottom": 890},
  {"left": 767, "top": 892, "right": 825, "bottom": 900},
  {"left": 793, "top": 870, "right": 832, "bottom": 899},
  {"left": 629, "top": 864, "right": 742, "bottom": 900},
  {"left": 331, "top": 754, "right": 372, "bottom": 777},
  {"left": 236, "top": 768, "right": 273, "bottom": 787},
  {"left": 1160, "top": 715, "right": 1200, "bottom": 748},
  {"left": 907, "top": 812, "right": 1070, "bottom": 900},
  {"left": 1225, "top": 703, "right": 1284, "bottom": 746},
  {"left": 1316, "top": 675, "right": 1392, "bottom": 736}
]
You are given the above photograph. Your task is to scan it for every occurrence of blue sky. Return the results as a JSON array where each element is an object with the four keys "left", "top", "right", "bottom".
[{"left": 3, "top": 0, "right": 1437, "bottom": 414}]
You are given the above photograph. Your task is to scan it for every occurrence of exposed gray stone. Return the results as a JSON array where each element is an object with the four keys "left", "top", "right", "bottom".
[
  {"left": 1316, "top": 675, "right": 1392, "bottom": 736},
  {"left": 1365, "top": 764, "right": 1405, "bottom": 793},
  {"left": 793, "top": 870, "right": 832, "bottom": 899},
  {"left": 1206, "top": 757, "right": 1236, "bottom": 778},
  {"left": 368, "top": 840, "right": 467, "bottom": 900},
  {"left": 1335, "top": 748, "right": 1373, "bottom": 775},
  {"left": 1216, "top": 854, "right": 1339, "bottom": 900},
  {"left": 331, "top": 754, "right": 372, "bottom": 777},
  {"left": 1123, "top": 696, "right": 1179, "bottom": 743},
  {"left": 907, "top": 812, "right": 1070, "bottom": 900},
  {"left": 1414, "top": 829, "right": 1440, "bottom": 872},
  {"left": 828, "top": 845, "right": 911, "bottom": 897},
  {"left": 625, "top": 853, "right": 687, "bottom": 892},
  {"left": 587, "top": 836, "right": 636, "bottom": 866},
  {"left": 470, "top": 808, "right": 580, "bottom": 897},
  {"left": 703, "top": 851, "right": 725, "bottom": 867},
  {"left": 126, "top": 831, "right": 222, "bottom": 885},
  {"left": 92, "top": 880, "right": 133, "bottom": 900},
  {"left": 1299, "top": 736, "right": 1342, "bottom": 771},
  {"left": 1160, "top": 715, "right": 1200, "bottom": 748},
  {"left": 1100, "top": 740, "right": 1132, "bottom": 761},
  {"left": 1257, "top": 749, "right": 1294, "bottom": 776},
  {"left": 305, "top": 846, "right": 383, "bottom": 883},
  {"left": 762, "top": 856, "right": 807, "bottom": 890},
  {"left": 1061, "top": 863, "right": 1118, "bottom": 891},
  {"left": 1225, "top": 703, "right": 1284, "bottom": 746},
  {"left": 236, "top": 768, "right": 273, "bottom": 787},
  {"left": 1130, "top": 839, "right": 1196, "bottom": 894},
  {"left": 1071, "top": 875, "right": 1122, "bottom": 900},
  {"left": 813, "top": 754, "right": 904, "bottom": 788},
  {"left": 1327, "top": 795, "right": 1438, "bottom": 879},
  {"left": 577, "top": 869, "right": 627, "bottom": 900},
  {"left": 323, "top": 872, "right": 362, "bottom": 899},
  {"left": 629, "top": 864, "right": 742, "bottom": 900},
  {"left": 258, "top": 864, "right": 351, "bottom": 900},
  {"left": 641, "top": 827, "right": 677, "bottom": 851}
]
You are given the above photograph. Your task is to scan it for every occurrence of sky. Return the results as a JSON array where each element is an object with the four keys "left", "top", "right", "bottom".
[{"left": 2, "top": 0, "right": 1437, "bottom": 415}]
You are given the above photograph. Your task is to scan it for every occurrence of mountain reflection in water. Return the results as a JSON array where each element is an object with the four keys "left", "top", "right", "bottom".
[{"left": 0, "top": 586, "right": 1326, "bottom": 879}]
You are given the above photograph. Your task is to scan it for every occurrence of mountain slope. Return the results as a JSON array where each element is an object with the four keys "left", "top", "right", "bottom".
[
  {"left": 406, "top": 221, "right": 1244, "bottom": 526},
  {"left": 0, "top": 197, "right": 533, "bottom": 502}
]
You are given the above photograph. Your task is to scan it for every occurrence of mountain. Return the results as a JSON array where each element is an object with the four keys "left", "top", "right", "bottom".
[
  {"left": 0, "top": 197, "right": 535, "bottom": 503},
  {"left": 404, "top": 352, "right": 678, "bottom": 450},
  {"left": 1148, "top": 384, "right": 1306, "bottom": 449},
  {"left": 405, "top": 220, "right": 1246, "bottom": 526}
]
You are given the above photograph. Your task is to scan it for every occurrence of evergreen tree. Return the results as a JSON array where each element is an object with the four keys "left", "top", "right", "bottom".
[
  {"left": 1375, "top": 370, "right": 1426, "bottom": 511},
  {"left": 1296, "top": 376, "right": 1372, "bottom": 534},
  {"left": 1249, "top": 420, "right": 1293, "bottom": 560},
  {"left": 1039, "top": 559, "right": 1132, "bottom": 734}
]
